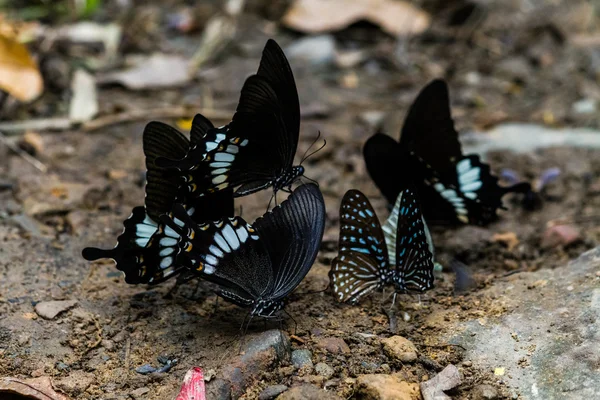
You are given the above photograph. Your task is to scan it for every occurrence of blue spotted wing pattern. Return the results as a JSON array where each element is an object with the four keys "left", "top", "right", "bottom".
[
  {"left": 329, "top": 190, "right": 389, "bottom": 304},
  {"left": 383, "top": 189, "right": 434, "bottom": 292}
]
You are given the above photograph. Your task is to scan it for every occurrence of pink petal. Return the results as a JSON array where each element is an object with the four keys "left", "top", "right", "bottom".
[{"left": 175, "top": 367, "right": 206, "bottom": 400}]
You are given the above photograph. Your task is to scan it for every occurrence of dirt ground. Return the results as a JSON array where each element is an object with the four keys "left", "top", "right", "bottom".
[{"left": 2, "top": 1, "right": 600, "bottom": 399}]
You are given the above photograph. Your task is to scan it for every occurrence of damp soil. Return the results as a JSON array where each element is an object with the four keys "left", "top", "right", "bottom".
[{"left": 2, "top": 1, "right": 600, "bottom": 399}]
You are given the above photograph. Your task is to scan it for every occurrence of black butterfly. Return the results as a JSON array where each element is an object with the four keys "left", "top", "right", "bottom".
[
  {"left": 159, "top": 183, "right": 325, "bottom": 317},
  {"left": 82, "top": 118, "right": 234, "bottom": 284},
  {"left": 329, "top": 188, "right": 434, "bottom": 304},
  {"left": 364, "top": 79, "right": 531, "bottom": 226},
  {"left": 156, "top": 39, "right": 305, "bottom": 199}
]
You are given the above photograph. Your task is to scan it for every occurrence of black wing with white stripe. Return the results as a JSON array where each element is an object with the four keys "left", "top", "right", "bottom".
[
  {"left": 364, "top": 79, "right": 531, "bottom": 225},
  {"left": 156, "top": 39, "right": 304, "bottom": 199},
  {"left": 160, "top": 184, "right": 325, "bottom": 317}
]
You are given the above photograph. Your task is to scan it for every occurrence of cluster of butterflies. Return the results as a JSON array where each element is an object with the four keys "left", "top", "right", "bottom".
[{"left": 83, "top": 39, "right": 531, "bottom": 319}]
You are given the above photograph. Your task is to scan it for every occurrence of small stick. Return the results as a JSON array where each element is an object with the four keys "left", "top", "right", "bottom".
[
  {"left": 83, "top": 107, "right": 233, "bottom": 132},
  {"left": 0, "top": 131, "right": 47, "bottom": 172}
]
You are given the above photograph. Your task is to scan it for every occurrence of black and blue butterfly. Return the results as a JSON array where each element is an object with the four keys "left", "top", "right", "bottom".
[
  {"left": 82, "top": 118, "right": 234, "bottom": 284},
  {"left": 159, "top": 183, "right": 326, "bottom": 317},
  {"left": 329, "top": 188, "right": 434, "bottom": 304},
  {"left": 364, "top": 79, "right": 531, "bottom": 226},
  {"left": 156, "top": 39, "right": 308, "bottom": 200}
]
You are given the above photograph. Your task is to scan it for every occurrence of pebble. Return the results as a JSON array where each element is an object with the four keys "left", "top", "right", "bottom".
[
  {"left": 315, "top": 337, "right": 350, "bottom": 354},
  {"left": 472, "top": 384, "right": 499, "bottom": 400},
  {"left": 541, "top": 225, "right": 581, "bottom": 248},
  {"left": 276, "top": 384, "right": 342, "bottom": 400},
  {"left": 34, "top": 300, "right": 77, "bottom": 320},
  {"left": 135, "top": 364, "right": 156, "bottom": 375},
  {"left": 381, "top": 336, "right": 418, "bottom": 363},
  {"left": 130, "top": 387, "right": 150, "bottom": 398},
  {"left": 291, "top": 349, "right": 313, "bottom": 370},
  {"left": 314, "top": 362, "right": 334, "bottom": 379},
  {"left": 420, "top": 364, "right": 461, "bottom": 400},
  {"left": 286, "top": 35, "right": 336, "bottom": 66},
  {"left": 572, "top": 98, "right": 596, "bottom": 115},
  {"left": 356, "top": 374, "right": 421, "bottom": 400},
  {"left": 258, "top": 384, "right": 288, "bottom": 400}
]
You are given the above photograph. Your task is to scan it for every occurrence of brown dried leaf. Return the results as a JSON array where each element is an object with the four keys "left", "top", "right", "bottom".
[
  {"left": 283, "top": 0, "right": 430, "bottom": 37},
  {"left": 0, "top": 376, "right": 72, "bottom": 400},
  {"left": 0, "top": 34, "right": 43, "bottom": 101},
  {"left": 492, "top": 232, "right": 519, "bottom": 251}
]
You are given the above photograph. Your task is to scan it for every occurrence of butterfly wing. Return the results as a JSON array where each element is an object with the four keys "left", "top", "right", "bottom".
[
  {"left": 143, "top": 122, "right": 190, "bottom": 221},
  {"left": 252, "top": 183, "right": 325, "bottom": 302},
  {"left": 329, "top": 190, "right": 389, "bottom": 304},
  {"left": 363, "top": 133, "right": 406, "bottom": 205},
  {"left": 387, "top": 188, "right": 435, "bottom": 292},
  {"left": 82, "top": 206, "right": 159, "bottom": 284},
  {"left": 160, "top": 205, "right": 273, "bottom": 304}
]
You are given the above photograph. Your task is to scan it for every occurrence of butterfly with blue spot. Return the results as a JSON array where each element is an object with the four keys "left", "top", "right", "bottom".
[
  {"left": 159, "top": 183, "right": 325, "bottom": 317},
  {"left": 329, "top": 188, "right": 435, "bottom": 304},
  {"left": 364, "top": 79, "right": 531, "bottom": 225},
  {"left": 156, "top": 39, "right": 307, "bottom": 200},
  {"left": 82, "top": 118, "right": 234, "bottom": 284}
]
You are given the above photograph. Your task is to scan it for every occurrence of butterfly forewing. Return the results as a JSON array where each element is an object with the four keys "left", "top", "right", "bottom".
[
  {"left": 389, "top": 189, "right": 435, "bottom": 292},
  {"left": 329, "top": 190, "right": 389, "bottom": 303}
]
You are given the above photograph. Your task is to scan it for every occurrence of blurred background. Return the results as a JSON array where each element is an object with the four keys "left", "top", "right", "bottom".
[{"left": 1, "top": 1, "right": 600, "bottom": 399}]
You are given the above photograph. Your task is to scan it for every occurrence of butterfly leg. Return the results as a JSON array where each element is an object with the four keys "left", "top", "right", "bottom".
[{"left": 282, "top": 308, "right": 298, "bottom": 336}]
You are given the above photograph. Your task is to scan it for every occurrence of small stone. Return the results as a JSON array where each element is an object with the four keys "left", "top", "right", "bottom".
[
  {"left": 258, "top": 384, "right": 288, "bottom": 400},
  {"left": 291, "top": 349, "right": 313, "bottom": 370},
  {"left": 276, "top": 384, "right": 342, "bottom": 400},
  {"left": 541, "top": 225, "right": 581, "bottom": 248},
  {"left": 315, "top": 337, "right": 350, "bottom": 354},
  {"left": 130, "top": 387, "right": 150, "bottom": 398},
  {"left": 420, "top": 365, "right": 461, "bottom": 400},
  {"left": 314, "top": 363, "right": 334, "bottom": 379},
  {"left": 101, "top": 340, "right": 114, "bottom": 351},
  {"left": 135, "top": 364, "right": 156, "bottom": 375},
  {"left": 205, "top": 378, "right": 231, "bottom": 400},
  {"left": 356, "top": 374, "right": 421, "bottom": 400},
  {"left": 381, "top": 336, "right": 418, "bottom": 363},
  {"left": 462, "top": 361, "right": 473, "bottom": 367},
  {"left": 34, "top": 300, "right": 77, "bottom": 320},
  {"left": 55, "top": 371, "right": 94, "bottom": 397},
  {"left": 572, "top": 98, "right": 596, "bottom": 115},
  {"left": 18, "top": 131, "right": 44, "bottom": 156},
  {"left": 472, "top": 384, "right": 499, "bottom": 400}
]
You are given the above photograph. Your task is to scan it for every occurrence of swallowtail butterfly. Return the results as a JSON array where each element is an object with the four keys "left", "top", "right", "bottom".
[
  {"left": 329, "top": 188, "right": 434, "bottom": 304},
  {"left": 160, "top": 183, "right": 325, "bottom": 317},
  {"left": 364, "top": 79, "right": 530, "bottom": 225},
  {"left": 156, "top": 39, "right": 305, "bottom": 199}
]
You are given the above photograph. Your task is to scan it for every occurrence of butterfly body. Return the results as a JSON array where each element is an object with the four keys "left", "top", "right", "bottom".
[
  {"left": 364, "top": 79, "right": 531, "bottom": 226},
  {"left": 160, "top": 183, "right": 325, "bottom": 317},
  {"left": 330, "top": 189, "right": 434, "bottom": 304}
]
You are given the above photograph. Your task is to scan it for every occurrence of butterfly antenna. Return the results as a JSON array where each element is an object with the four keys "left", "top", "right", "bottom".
[
  {"left": 299, "top": 131, "right": 321, "bottom": 164},
  {"left": 300, "top": 136, "right": 327, "bottom": 165},
  {"left": 266, "top": 192, "right": 275, "bottom": 213},
  {"left": 299, "top": 175, "right": 320, "bottom": 187}
]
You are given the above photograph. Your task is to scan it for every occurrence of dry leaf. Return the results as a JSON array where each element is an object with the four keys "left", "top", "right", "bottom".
[
  {"left": 0, "top": 376, "right": 72, "bottom": 400},
  {"left": 283, "top": 0, "right": 430, "bottom": 37},
  {"left": 0, "top": 34, "right": 43, "bottom": 101},
  {"left": 97, "top": 54, "right": 191, "bottom": 89}
]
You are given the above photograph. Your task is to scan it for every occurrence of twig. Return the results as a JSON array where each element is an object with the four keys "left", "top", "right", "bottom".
[
  {"left": 0, "top": 131, "right": 48, "bottom": 173},
  {"left": 0, "top": 117, "right": 71, "bottom": 133},
  {"left": 83, "top": 107, "right": 234, "bottom": 132},
  {"left": 124, "top": 337, "right": 131, "bottom": 369}
]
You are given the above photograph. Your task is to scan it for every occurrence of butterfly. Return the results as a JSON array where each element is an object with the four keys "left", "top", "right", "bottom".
[
  {"left": 159, "top": 183, "right": 325, "bottom": 317},
  {"left": 82, "top": 118, "right": 234, "bottom": 284},
  {"left": 329, "top": 188, "right": 435, "bottom": 304},
  {"left": 364, "top": 79, "right": 531, "bottom": 226},
  {"left": 156, "top": 39, "right": 306, "bottom": 199}
]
